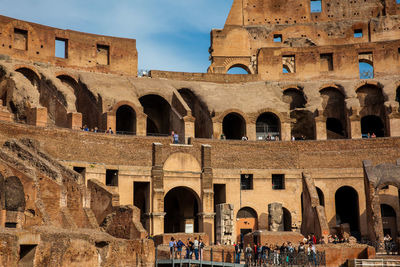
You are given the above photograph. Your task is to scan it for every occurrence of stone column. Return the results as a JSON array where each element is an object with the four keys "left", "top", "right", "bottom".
[
  {"left": 27, "top": 107, "right": 47, "bottom": 127},
  {"left": 213, "top": 120, "right": 222, "bottom": 139},
  {"left": 281, "top": 121, "right": 291, "bottom": 141},
  {"left": 151, "top": 143, "right": 165, "bottom": 235},
  {"left": 136, "top": 114, "right": 147, "bottom": 136},
  {"left": 101, "top": 112, "right": 116, "bottom": 132},
  {"left": 348, "top": 115, "right": 361, "bottom": 139},
  {"left": 184, "top": 115, "right": 195, "bottom": 144},
  {"left": 200, "top": 144, "right": 215, "bottom": 241},
  {"left": 67, "top": 112, "right": 82, "bottom": 130},
  {"left": 388, "top": 113, "right": 400, "bottom": 137},
  {"left": 315, "top": 114, "right": 327, "bottom": 140}
]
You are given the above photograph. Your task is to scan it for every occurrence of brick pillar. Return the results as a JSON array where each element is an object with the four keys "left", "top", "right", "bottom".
[
  {"left": 281, "top": 121, "right": 291, "bottom": 141},
  {"left": 67, "top": 112, "right": 82, "bottom": 130},
  {"left": 27, "top": 107, "right": 47, "bottom": 127},
  {"left": 388, "top": 113, "right": 400, "bottom": 137},
  {"left": 200, "top": 144, "right": 215, "bottom": 241},
  {"left": 184, "top": 115, "right": 195, "bottom": 144},
  {"left": 151, "top": 143, "right": 165, "bottom": 235},
  {"left": 315, "top": 114, "right": 327, "bottom": 140},
  {"left": 101, "top": 112, "right": 116, "bottom": 132},
  {"left": 348, "top": 115, "right": 361, "bottom": 139},
  {"left": 136, "top": 114, "right": 147, "bottom": 136},
  {"left": 246, "top": 123, "right": 256, "bottom": 141},
  {"left": 213, "top": 120, "right": 222, "bottom": 139}
]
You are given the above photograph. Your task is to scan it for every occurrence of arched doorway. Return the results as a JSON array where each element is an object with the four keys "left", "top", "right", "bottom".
[
  {"left": 282, "top": 89, "right": 306, "bottom": 110},
  {"left": 335, "top": 186, "right": 360, "bottom": 236},
  {"left": 164, "top": 187, "right": 200, "bottom": 233},
  {"left": 236, "top": 207, "right": 258, "bottom": 243},
  {"left": 316, "top": 187, "right": 325, "bottom": 206},
  {"left": 139, "top": 94, "right": 171, "bottom": 135},
  {"left": 381, "top": 204, "right": 397, "bottom": 238},
  {"left": 116, "top": 105, "right": 136, "bottom": 135},
  {"left": 256, "top": 112, "right": 281, "bottom": 140},
  {"left": 222, "top": 113, "right": 246, "bottom": 140},
  {"left": 361, "top": 115, "right": 384, "bottom": 137},
  {"left": 283, "top": 207, "right": 292, "bottom": 231},
  {"left": 326, "top": 118, "right": 344, "bottom": 138},
  {"left": 178, "top": 89, "right": 213, "bottom": 138},
  {"left": 320, "top": 87, "right": 346, "bottom": 139}
]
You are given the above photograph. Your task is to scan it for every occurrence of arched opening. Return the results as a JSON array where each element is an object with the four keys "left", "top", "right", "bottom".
[
  {"left": 359, "top": 61, "right": 374, "bottom": 79},
  {"left": 256, "top": 112, "right": 281, "bottom": 140},
  {"left": 335, "top": 186, "right": 360, "bottom": 236},
  {"left": 57, "top": 75, "right": 100, "bottom": 129},
  {"left": 282, "top": 88, "right": 306, "bottom": 110},
  {"left": 178, "top": 89, "right": 213, "bottom": 138},
  {"left": 236, "top": 207, "right": 258, "bottom": 243},
  {"left": 164, "top": 187, "right": 200, "bottom": 233},
  {"left": 283, "top": 207, "right": 292, "bottom": 231},
  {"left": 326, "top": 118, "right": 344, "bottom": 138},
  {"left": 316, "top": 187, "right": 325, "bottom": 206},
  {"left": 356, "top": 84, "right": 386, "bottom": 137},
  {"left": 361, "top": 115, "right": 384, "bottom": 137},
  {"left": 396, "top": 86, "right": 400, "bottom": 111},
  {"left": 15, "top": 68, "right": 40, "bottom": 88},
  {"left": 5, "top": 176, "right": 25, "bottom": 212},
  {"left": 139, "top": 94, "right": 171, "bottom": 136},
  {"left": 116, "top": 105, "right": 136, "bottom": 134},
  {"left": 222, "top": 112, "right": 246, "bottom": 140},
  {"left": 381, "top": 204, "right": 397, "bottom": 238},
  {"left": 227, "top": 64, "right": 250, "bottom": 74}
]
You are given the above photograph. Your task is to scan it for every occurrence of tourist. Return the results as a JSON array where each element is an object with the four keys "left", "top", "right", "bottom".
[
  {"left": 253, "top": 243, "right": 258, "bottom": 265},
  {"left": 171, "top": 131, "right": 179, "bottom": 144},
  {"left": 94, "top": 127, "right": 98, "bottom": 133},
  {"left": 272, "top": 245, "right": 280, "bottom": 265},
  {"left": 241, "top": 136, "right": 248, "bottom": 141},
  {"left": 256, "top": 243, "right": 262, "bottom": 265},
  {"left": 185, "top": 238, "right": 193, "bottom": 259},
  {"left": 106, "top": 127, "right": 114, "bottom": 134},
  {"left": 245, "top": 244, "right": 252, "bottom": 265},
  {"left": 261, "top": 243, "right": 269, "bottom": 265},
  {"left": 384, "top": 234, "right": 392, "bottom": 255},
  {"left": 307, "top": 243, "right": 317, "bottom": 266},
  {"left": 291, "top": 136, "right": 295, "bottom": 141},
  {"left": 199, "top": 238, "right": 205, "bottom": 260},
  {"left": 235, "top": 241, "right": 242, "bottom": 263},
  {"left": 83, "top": 125, "right": 89, "bottom": 131},
  {"left": 298, "top": 242, "right": 305, "bottom": 253},
  {"left": 220, "top": 133, "right": 226, "bottom": 140},
  {"left": 176, "top": 239, "right": 184, "bottom": 259},
  {"left": 371, "top": 132, "right": 376, "bottom": 138},
  {"left": 169, "top": 237, "right": 176, "bottom": 259},
  {"left": 193, "top": 237, "right": 199, "bottom": 260}
]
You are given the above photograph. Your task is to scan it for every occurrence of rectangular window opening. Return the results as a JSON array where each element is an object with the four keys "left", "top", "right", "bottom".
[
  {"left": 134, "top": 182, "right": 150, "bottom": 231},
  {"left": 5, "top": 222, "right": 17, "bottom": 228},
  {"left": 240, "top": 174, "right": 253, "bottom": 190},
  {"left": 320, "top": 53, "right": 333, "bottom": 71},
  {"left": 19, "top": 244, "right": 37, "bottom": 267},
  {"left": 55, "top": 38, "right": 68, "bottom": 59},
  {"left": 272, "top": 174, "right": 285, "bottom": 190},
  {"left": 73, "top": 166, "right": 86, "bottom": 183},
  {"left": 106, "top": 169, "right": 118, "bottom": 186},
  {"left": 282, "top": 55, "right": 295, "bottom": 73},
  {"left": 96, "top": 44, "right": 110, "bottom": 65},
  {"left": 273, "top": 34, "right": 282, "bottom": 43},
  {"left": 14, "top": 28, "right": 28, "bottom": 50},
  {"left": 310, "top": 0, "right": 322, "bottom": 13},
  {"left": 354, "top": 29, "right": 363, "bottom": 38}
]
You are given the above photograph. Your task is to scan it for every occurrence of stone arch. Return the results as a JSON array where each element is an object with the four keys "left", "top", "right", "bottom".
[
  {"left": 178, "top": 88, "right": 213, "bottom": 138},
  {"left": 222, "top": 112, "right": 246, "bottom": 140},
  {"left": 139, "top": 94, "right": 171, "bottom": 135},
  {"left": 5, "top": 176, "right": 25, "bottom": 212},
  {"left": 335, "top": 186, "right": 360, "bottom": 235},
  {"left": 256, "top": 112, "right": 281, "bottom": 140},
  {"left": 14, "top": 65, "right": 40, "bottom": 87},
  {"left": 163, "top": 152, "right": 201, "bottom": 173},
  {"left": 164, "top": 186, "right": 201, "bottom": 233},
  {"left": 115, "top": 105, "right": 136, "bottom": 134},
  {"left": 320, "top": 86, "right": 347, "bottom": 138},
  {"left": 282, "top": 87, "right": 306, "bottom": 110},
  {"left": 236, "top": 207, "right": 258, "bottom": 242},
  {"left": 227, "top": 64, "right": 250, "bottom": 74},
  {"left": 223, "top": 58, "right": 253, "bottom": 74}
]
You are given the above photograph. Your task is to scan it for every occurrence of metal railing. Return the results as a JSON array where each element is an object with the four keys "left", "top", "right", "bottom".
[
  {"left": 244, "top": 251, "right": 326, "bottom": 266},
  {"left": 352, "top": 259, "right": 400, "bottom": 266}
]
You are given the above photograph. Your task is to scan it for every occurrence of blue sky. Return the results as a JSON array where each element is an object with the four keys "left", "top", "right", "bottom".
[{"left": 0, "top": 0, "right": 233, "bottom": 72}]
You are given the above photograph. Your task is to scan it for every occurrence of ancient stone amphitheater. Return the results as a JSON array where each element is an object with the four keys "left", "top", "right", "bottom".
[{"left": 0, "top": 0, "right": 400, "bottom": 266}]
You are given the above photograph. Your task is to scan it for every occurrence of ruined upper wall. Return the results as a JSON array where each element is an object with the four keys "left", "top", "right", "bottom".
[{"left": 0, "top": 15, "right": 137, "bottom": 76}]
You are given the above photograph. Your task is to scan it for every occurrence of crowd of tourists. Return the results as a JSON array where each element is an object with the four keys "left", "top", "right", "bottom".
[
  {"left": 169, "top": 237, "right": 205, "bottom": 260},
  {"left": 80, "top": 125, "right": 115, "bottom": 134}
]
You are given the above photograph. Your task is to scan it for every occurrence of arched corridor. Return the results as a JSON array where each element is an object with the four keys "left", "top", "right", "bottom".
[
  {"left": 335, "top": 186, "right": 360, "bottom": 236},
  {"left": 116, "top": 105, "right": 136, "bottom": 134},
  {"left": 164, "top": 187, "right": 200, "bottom": 233},
  {"left": 222, "top": 113, "right": 246, "bottom": 140},
  {"left": 256, "top": 112, "right": 280, "bottom": 140},
  {"left": 139, "top": 94, "right": 171, "bottom": 135},
  {"left": 236, "top": 207, "right": 258, "bottom": 243}
]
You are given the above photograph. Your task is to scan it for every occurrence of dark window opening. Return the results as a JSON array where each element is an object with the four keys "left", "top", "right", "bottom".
[
  {"left": 283, "top": 207, "right": 292, "bottom": 231},
  {"left": 19, "top": 244, "right": 37, "bottom": 267},
  {"left": 272, "top": 174, "right": 285, "bottom": 190},
  {"left": 311, "top": 0, "right": 322, "bottom": 13},
  {"left": 223, "top": 113, "right": 246, "bottom": 140},
  {"left": 320, "top": 53, "right": 333, "bottom": 71},
  {"left": 354, "top": 29, "right": 363, "bottom": 38},
  {"left": 73, "top": 167, "right": 86, "bottom": 183},
  {"left": 139, "top": 94, "right": 171, "bottom": 136},
  {"left": 116, "top": 105, "right": 136, "bottom": 135},
  {"left": 273, "top": 34, "right": 282, "bottom": 42},
  {"left": 361, "top": 115, "right": 384, "bottom": 137},
  {"left": 96, "top": 44, "right": 110, "bottom": 65},
  {"left": 213, "top": 184, "right": 226, "bottom": 208},
  {"left": 326, "top": 118, "right": 344, "bottom": 138},
  {"left": 381, "top": 185, "right": 389, "bottom": 190},
  {"left": 240, "top": 174, "right": 253, "bottom": 190},
  {"left": 316, "top": 187, "right": 325, "bottom": 206},
  {"left": 106, "top": 169, "right": 118, "bottom": 186},
  {"left": 55, "top": 38, "right": 68, "bottom": 58},
  {"left": 335, "top": 186, "right": 360, "bottom": 237},
  {"left": 256, "top": 112, "right": 281, "bottom": 140},
  {"left": 14, "top": 28, "right": 28, "bottom": 50},
  {"left": 381, "top": 204, "right": 396, "bottom": 217},
  {"left": 134, "top": 182, "right": 150, "bottom": 231},
  {"left": 5, "top": 222, "right": 17, "bottom": 228}
]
